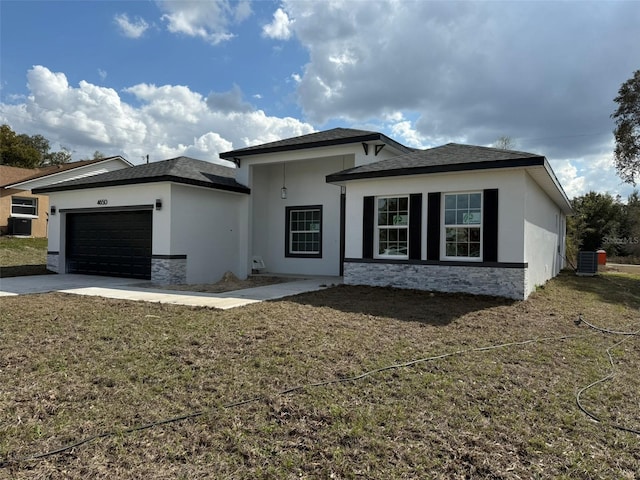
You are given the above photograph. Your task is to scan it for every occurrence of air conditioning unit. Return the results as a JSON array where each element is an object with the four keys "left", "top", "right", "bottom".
[
  {"left": 8, "top": 217, "right": 32, "bottom": 236},
  {"left": 576, "top": 251, "right": 598, "bottom": 276}
]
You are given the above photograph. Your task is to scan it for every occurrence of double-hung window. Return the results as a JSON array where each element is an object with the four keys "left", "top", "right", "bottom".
[
  {"left": 376, "top": 196, "right": 409, "bottom": 258},
  {"left": 11, "top": 197, "right": 38, "bottom": 217},
  {"left": 285, "top": 206, "right": 322, "bottom": 258},
  {"left": 443, "top": 192, "right": 482, "bottom": 259}
]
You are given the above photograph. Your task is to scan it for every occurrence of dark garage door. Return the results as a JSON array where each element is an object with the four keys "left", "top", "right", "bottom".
[{"left": 66, "top": 211, "right": 152, "bottom": 279}]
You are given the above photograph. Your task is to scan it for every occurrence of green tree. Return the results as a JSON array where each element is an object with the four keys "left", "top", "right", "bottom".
[
  {"left": 612, "top": 70, "right": 640, "bottom": 185},
  {"left": 0, "top": 124, "right": 71, "bottom": 167},
  {"left": 80, "top": 150, "right": 105, "bottom": 161},
  {"left": 620, "top": 190, "right": 640, "bottom": 257},
  {"left": 568, "top": 192, "right": 624, "bottom": 255},
  {"left": 0, "top": 124, "right": 41, "bottom": 168},
  {"left": 493, "top": 136, "right": 515, "bottom": 150},
  {"left": 46, "top": 147, "right": 73, "bottom": 165}
]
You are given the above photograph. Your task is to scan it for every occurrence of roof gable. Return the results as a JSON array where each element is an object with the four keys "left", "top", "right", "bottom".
[
  {"left": 326, "top": 142, "right": 571, "bottom": 213},
  {"left": 0, "top": 165, "right": 39, "bottom": 187},
  {"left": 219, "top": 127, "right": 413, "bottom": 160},
  {"left": 2, "top": 157, "right": 133, "bottom": 189},
  {"left": 326, "top": 143, "right": 545, "bottom": 181},
  {"left": 33, "top": 156, "right": 250, "bottom": 194}
]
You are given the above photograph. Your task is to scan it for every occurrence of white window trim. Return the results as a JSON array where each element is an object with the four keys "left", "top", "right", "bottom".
[
  {"left": 11, "top": 197, "right": 38, "bottom": 219},
  {"left": 375, "top": 195, "right": 409, "bottom": 260},
  {"left": 441, "top": 191, "right": 483, "bottom": 262}
]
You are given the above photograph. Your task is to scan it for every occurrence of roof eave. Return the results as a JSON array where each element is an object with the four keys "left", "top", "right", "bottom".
[
  {"left": 4, "top": 156, "right": 132, "bottom": 189},
  {"left": 220, "top": 132, "right": 412, "bottom": 159},
  {"left": 326, "top": 156, "right": 546, "bottom": 183},
  {"left": 541, "top": 159, "right": 573, "bottom": 214},
  {"left": 33, "top": 175, "right": 250, "bottom": 195}
]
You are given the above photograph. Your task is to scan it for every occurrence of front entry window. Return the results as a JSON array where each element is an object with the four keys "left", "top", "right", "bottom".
[{"left": 286, "top": 206, "right": 322, "bottom": 258}]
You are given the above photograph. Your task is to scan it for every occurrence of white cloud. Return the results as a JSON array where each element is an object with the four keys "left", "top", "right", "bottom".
[
  {"left": 0, "top": 66, "right": 314, "bottom": 165},
  {"left": 114, "top": 13, "right": 149, "bottom": 39},
  {"left": 549, "top": 152, "right": 637, "bottom": 200},
  {"left": 98, "top": 69, "right": 107, "bottom": 81},
  {"left": 551, "top": 159, "right": 586, "bottom": 199},
  {"left": 262, "top": 8, "right": 293, "bottom": 40},
  {"left": 158, "top": 0, "right": 252, "bottom": 45},
  {"left": 390, "top": 120, "right": 428, "bottom": 149},
  {"left": 206, "top": 85, "right": 254, "bottom": 114},
  {"left": 278, "top": 1, "right": 638, "bottom": 159}
]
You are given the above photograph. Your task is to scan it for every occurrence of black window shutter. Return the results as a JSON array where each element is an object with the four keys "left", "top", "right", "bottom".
[
  {"left": 483, "top": 189, "right": 499, "bottom": 262},
  {"left": 409, "top": 194, "right": 422, "bottom": 260},
  {"left": 427, "top": 192, "right": 441, "bottom": 261},
  {"left": 362, "top": 196, "right": 375, "bottom": 259}
]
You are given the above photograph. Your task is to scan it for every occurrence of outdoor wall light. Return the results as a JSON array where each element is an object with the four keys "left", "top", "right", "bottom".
[
  {"left": 155, "top": 199, "right": 162, "bottom": 210},
  {"left": 50, "top": 206, "right": 56, "bottom": 215},
  {"left": 280, "top": 187, "right": 288, "bottom": 199}
]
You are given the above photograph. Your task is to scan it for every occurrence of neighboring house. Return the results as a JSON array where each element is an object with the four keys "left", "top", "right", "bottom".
[
  {"left": 34, "top": 128, "right": 572, "bottom": 299},
  {"left": 0, "top": 157, "right": 131, "bottom": 237}
]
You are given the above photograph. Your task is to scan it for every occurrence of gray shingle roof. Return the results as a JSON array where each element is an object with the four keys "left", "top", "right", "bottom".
[
  {"left": 326, "top": 143, "right": 546, "bottom": 182},
  {"left": 33, "top": 156, "right": 250, "bottom": 194},
  {"left": 219, "top": 127, "right": 414, "bottom": 159}
]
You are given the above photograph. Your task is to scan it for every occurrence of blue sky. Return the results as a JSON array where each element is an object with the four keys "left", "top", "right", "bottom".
[{"left": 1, "top": 0, "right": 639, "bottom": 200}]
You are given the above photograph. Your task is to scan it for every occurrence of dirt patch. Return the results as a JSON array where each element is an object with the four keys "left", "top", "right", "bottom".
[{"left": 603, "top": 263, "right": 640, "bottom": 274}]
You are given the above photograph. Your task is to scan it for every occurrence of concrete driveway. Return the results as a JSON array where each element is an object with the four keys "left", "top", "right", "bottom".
[{"left": 0, "top": 274, "right": 341, "bottom": 309}]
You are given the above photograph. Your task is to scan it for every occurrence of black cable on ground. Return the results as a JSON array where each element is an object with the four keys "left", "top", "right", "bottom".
[
  {"left": 575, "top": 313, "right": 640, "bottom": 335},
  {"left": 574, "top": 315, "right": 640, "bottom": 435},
  {"left": 0, "top": 332, "right": 590, "bottom": 468},
  {"left": 563, "top": 254, "right": 577, "bottom": 272}
]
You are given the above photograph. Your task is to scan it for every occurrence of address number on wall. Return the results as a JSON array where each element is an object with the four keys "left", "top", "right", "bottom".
[{"left": 97, "top": 199, "right": 108, "bottom": 205}]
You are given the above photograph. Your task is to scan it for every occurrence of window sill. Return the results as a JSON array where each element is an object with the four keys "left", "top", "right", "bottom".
[
  {"left": 286, "top": 253, "right": 322, "bottom": 259},
  {"left": 441, "top": 256, "right": 483, "bottom": 262},
  {"left": 375, "top": 255, "right": 409, "bottom": 261},
  {"left": 10, "top": 214, "right": 38, "bottom": 219}
]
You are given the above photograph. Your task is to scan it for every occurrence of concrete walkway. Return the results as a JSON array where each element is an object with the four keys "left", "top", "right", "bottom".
[{"left": 0, "top": 274, "right": 342, "bottom": 309}]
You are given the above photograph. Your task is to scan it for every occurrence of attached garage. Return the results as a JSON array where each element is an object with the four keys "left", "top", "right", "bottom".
[
  {"left": 66, "top": 210, "right": 152, "bottom": 279},
  {"left": 34, "top": 156, "right": 250, "bottom": 285}
]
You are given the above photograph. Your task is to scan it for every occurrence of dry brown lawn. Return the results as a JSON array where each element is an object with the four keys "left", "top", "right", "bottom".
[
  {"left": 1, "top": 271, "right": 639, "bottom": 479},
  {"left": 0, "top": 237, "right": 50, "bottom": 278}
]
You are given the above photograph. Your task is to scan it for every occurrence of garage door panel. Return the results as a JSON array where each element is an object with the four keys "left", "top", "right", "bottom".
[{"left": 66, "top": 211, "right": 152, "bottom": 279}]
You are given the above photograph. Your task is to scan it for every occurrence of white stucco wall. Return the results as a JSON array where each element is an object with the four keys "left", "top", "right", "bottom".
[
  {"left": 46, "top": 183, "right": 170, "bottom": 272},
  {"left": 342, "top": 169, "right": 527, "bottom": 263},
  {"left": 46, "top": 182, "right": 246, "bottom": 282},
  {"left": 524, "top": 172, "right": 565, "bottom": 295},
  {"left": 234, "top": 142, "right": 404, "bottom": 186},
  {"left": 169, "top": 183, "right": 246, "bottom": 283},
  {"left": 249, "top": 156, "right": 347, "bottom": 276}
]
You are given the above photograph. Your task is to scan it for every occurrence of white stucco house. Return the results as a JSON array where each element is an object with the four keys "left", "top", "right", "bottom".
[{"left": 34, "top": 128, "right": 572, "bottom": 299}]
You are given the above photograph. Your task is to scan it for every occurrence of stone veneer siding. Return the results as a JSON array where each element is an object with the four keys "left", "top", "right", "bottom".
[
  {"left": 46, "top": 252, "right": 59, "bottom": 273},
  {"left": 151, "top": 256, "right": 187, "bottom": 284},
  {"left": 344, "top": 261, "right": 528, "bottom": 300}
]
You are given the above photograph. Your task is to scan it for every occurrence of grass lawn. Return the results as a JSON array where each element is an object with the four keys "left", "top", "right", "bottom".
[
  {"left": 1, "top": 272, "right": 639, "bottom": 478},
  {"left": 0, "top": 237, "right": 49, "bottom": 277}
]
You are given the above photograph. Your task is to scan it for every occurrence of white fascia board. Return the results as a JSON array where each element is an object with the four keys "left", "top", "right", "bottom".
[{"left": 5, "top": 157, "right": 132, "bottom": 190}]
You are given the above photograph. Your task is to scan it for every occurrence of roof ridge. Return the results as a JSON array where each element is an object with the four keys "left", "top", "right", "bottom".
[{"left": 443, "top": 142, "right": 542, "bottom": 157}]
